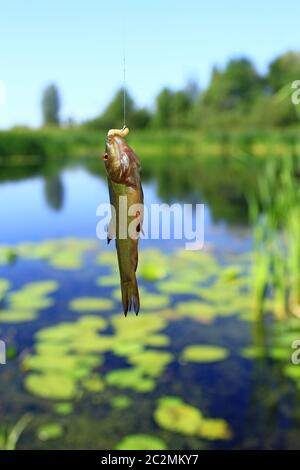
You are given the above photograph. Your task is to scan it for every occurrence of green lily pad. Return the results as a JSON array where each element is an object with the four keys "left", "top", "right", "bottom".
[
  {"left": 175, "top": 301, "right": 217, "bottom": 322},
  {"left": 82, "top": 374, "right": 104, "bottom": 392},
  {"left": 110, "top": 396, "right": 131, "bottom": 410},
  {"left": 19, "top": 280, "right": 59, "bottom": 296},
  {"left": 181, "top": 345, "right": 229, "bottom": 363},
  {"left": 0, "top": 310, "right": 38, "bottom": 323},
  {"left": 240, "top": 346, "right": 266, "bottom": 360},
  {"left": 69, "top": 297, "right": 114, "bottom": 312},
  {"left": 49, "top": 252, "right": 83, "bottom": 270},
  {"left": 25, "top": 373, "right": 77, "bottom": 400},
  {"left": 200, "top": 418, "right": 232, "bottom": 440},
  {"left": 140, "top": 263, "right": 167, "bottom": 281},
  {"left": 53, "top": 402, "right": 74, "bottom": 416},
  {"left": 154, "top": 396, "right": 231, "bottom": 440},
  {"left": 116, "top": 434, "right": 167, "bottom": 450},
  {"left": 128, "top": 350, "right": 173, "bottom": 377},
  {"left": 37, "top": 423, "right": 64, "bottom": 441},
  {"left": 158, "top": 280, "right": 200, "bottom": 296},
  {"left": 154, "top": 396, "right": 204, "bottom": 436},
  {"left": 106, "top": 368, "right": 155, "bottom": 393}
]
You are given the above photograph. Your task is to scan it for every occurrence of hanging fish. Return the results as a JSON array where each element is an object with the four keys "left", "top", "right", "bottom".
[{"left": 103, "top": 127, "right": 143, "bottom": 316}]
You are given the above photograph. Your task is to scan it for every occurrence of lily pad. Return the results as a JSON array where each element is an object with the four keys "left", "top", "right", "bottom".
[
  {"left": 82, "top": 374, "right": 104, "bottom": 392},
  {"left": 116, "top": 434, "right": 167, "bottom": 450},
  {"left": 69, "top": 297, "right": 114, "bottom": 312},
  {"left": 106, "top": 368, "right": 155, "bottom": 393},
  {"left": 128, "top": 350, "right": 173, "bottom": 377},
  {"left": 175, "top": 301, "right": 217, "bottom": 322},
  {"left": 181, "top": 345, "right": 229, "bottom": 363},
  {"left": 140, "top": 263, "right": 167, "bottom": 281},
  {"left": 110, "top": 396, "right": 131, "bottom": 410},
  {"left": 154, "top": 396, "right": 231, "bottom": 440},
  {"left": 49, "top": 252, "right": 83, "bottom": 270},
  {"left": 154, "top": 396, "right": 204, "bottom": 436},
  {"left": 0, "top": 310, "right": 38, "bottom": 323},
  {"left": 25, "top": 373, "right": 77, "bottom": 400},
  {"left": 37, "top": 423, "right": 64, "bottom": 441},
  {"left": 53, "top": 402, "right": 74, "bottom": 416}
]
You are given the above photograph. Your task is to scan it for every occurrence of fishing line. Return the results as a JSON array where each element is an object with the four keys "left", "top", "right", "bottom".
[
  {"left": 123, "top": 50, "right": 126, "bottom": 129},
  {"left": 120, "top": 6, "right": 127, "bottom": 130}
]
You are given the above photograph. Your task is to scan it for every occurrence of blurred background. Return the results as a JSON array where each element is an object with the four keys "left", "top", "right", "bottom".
[{"left": 1, "top": 0, "right": 300, "bottom": 450}]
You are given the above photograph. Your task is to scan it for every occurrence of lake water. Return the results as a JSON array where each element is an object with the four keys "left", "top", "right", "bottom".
[{"left": 0, "top": 162, "right": 299, "bottom": 450}]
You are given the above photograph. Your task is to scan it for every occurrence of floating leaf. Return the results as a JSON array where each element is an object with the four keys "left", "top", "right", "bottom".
[
  {"left": 37, "top": 423, "right": 64, "bottom": 441},
  {"left": 25, "top": 373, "right": 77, "bottom": 400},
  {"left": 69, "top": 297, "right": 114, "bottom": 312},
  {"left": 181, "top": 345, "right": 229, "bottom": 363},
  {"left": 116, "top": 434, "right": 167, "bottom": 450},
  {"left": 140, "top": 263, "right": 167, "bottom": 281},
  {"left": 106, "top": 368, "right": 155, "bottom": 393},
  {"left": 0, "top": 310, "right": 38, "bottom": 323},
  {"left": 53, "top": 402, "right": 74, "bottom": 416},
  {"left": 82, "top": 374, "right": 104, "bottom": 392},
  {"left": 110, "top": 396, "right": 131, "bottom": 410},
  {"left": 154, "top": 396, "right": 231, "bottom": 440}
]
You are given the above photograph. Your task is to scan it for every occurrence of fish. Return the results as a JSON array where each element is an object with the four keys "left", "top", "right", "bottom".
[{"left": 103, "top": 127, "right": 144, "bottom": 316}]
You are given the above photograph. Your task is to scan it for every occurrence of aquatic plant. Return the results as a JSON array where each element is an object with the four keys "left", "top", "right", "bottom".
[
  {"left": 116, "top": 434, "right": 167, "bottom": 450},
  {"left": 181, "top": 345, "right": 229, "bottom": 363},
  {"left": 110, "top": 396, "right": 131, "bottom": 410},
  {"left": 106, "top": 368, "right": 155, "bottom": 393},
  {"left": 0, "top": 280, "right": 59, "bottom": 324},
  {"left": 25, "top": 373, "right": 78, "bottom": 400},
  {"left": 53, "top": 402, "right": 74, "bottom": 416},
  {"left": 154, "top": 397, "right": 231, "bottom": 440},
  {"left": 0, "top": 415, "right": 31, "bottom": 450},
  {"left": 37, "top": 422, "right": 64, "bottom": 441},
  {"left": 69, "top": 297, "right": 114, "bottom": 312},
  {"left": 248, "top": 154, "right": 300, "bottom": 319}
]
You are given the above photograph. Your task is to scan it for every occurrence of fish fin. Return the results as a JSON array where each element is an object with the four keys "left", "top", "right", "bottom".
[{"left": 121, "top": 276, "right": 140, "bottom": 316}]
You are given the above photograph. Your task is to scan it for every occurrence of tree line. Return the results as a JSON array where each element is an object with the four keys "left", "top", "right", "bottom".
[{"left": 42, "top": 51, "right": 300, "bottom": 130}]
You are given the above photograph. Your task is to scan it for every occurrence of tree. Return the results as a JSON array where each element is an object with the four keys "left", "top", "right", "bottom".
[
  {"left": 154, "top": 88, "right": 174, "bottom": 128},
  {"left": 203, "top": 58, "right": 262, "bottom": 111},
  {"left": 171, "top": 90, "right": 193, "bottom": 128},
  {"left": 42, "top": 84, "right": 61, "bottom": 126},
  {"left": 84, "top": 88, "right": 150, "bottom": 130},
  {"left": 267, "top": 51, "right": 300, "bottom": 92}
]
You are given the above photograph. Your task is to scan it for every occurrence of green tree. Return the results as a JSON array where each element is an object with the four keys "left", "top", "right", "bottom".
[
  {"left": 84, "top": 89, "right": 150, "bottom": 130},
  {"left": 268, "top": 51, "right": 300, "bottom": 92},
  {"left": 203, "top": 58, "right": 262, "bottom": 110},
  {"left": 171, "top": 90, "right": 193, "bottom": 128},
  {"left": 42, "top": 84, "right": 61, "bottom": 126},
  {"left": 154, "top": 88, "right": 174, "bottom": 128}
]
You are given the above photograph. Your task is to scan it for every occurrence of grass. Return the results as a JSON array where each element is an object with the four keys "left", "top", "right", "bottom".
[{"left": 248, "top": 153, "right": 300, "bottom": 319}]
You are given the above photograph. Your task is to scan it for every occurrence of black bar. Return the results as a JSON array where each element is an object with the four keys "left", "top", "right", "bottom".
[{"left": 0, "top": 450, "right": 296, "bottom": 465}]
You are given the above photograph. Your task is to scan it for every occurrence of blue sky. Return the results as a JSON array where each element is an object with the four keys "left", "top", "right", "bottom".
[{"left": 0, "top": 0, "right": 299, "bottom": 128}]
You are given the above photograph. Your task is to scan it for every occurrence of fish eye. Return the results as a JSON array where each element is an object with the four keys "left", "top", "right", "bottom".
[{"left": 103, "top": 153, "right": 109, "bottom": 160}]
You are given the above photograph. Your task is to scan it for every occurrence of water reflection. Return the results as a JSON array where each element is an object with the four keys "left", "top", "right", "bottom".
[
  {"left": 44, "top": 174, "right": 64, "bottom": 211},
  {"left": 0, "top": 151, "right": 251, "bottom": 226}
]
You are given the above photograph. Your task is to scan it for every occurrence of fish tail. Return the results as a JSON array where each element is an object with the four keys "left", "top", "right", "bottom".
[{"left": 121, "top": 276, "right": 140, "bottom": 316}]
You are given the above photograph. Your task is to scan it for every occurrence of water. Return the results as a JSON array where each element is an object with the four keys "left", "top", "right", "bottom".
[{"left": 0, "top": 163, "right": 299, "bottom": 450}]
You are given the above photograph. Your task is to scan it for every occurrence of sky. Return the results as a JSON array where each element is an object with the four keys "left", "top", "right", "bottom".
[{"left": 0, "top": 0, "right": 299, "bottom": 128}]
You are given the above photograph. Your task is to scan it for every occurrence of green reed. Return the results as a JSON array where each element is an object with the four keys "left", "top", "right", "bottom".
[
  {"left": 0, "top": 415, "right": 31, "bottom": 451},
  {"left": 249, "top": 153, "right": 300, "bottom": 319}
]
